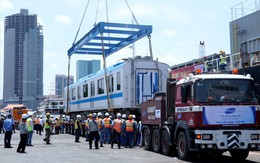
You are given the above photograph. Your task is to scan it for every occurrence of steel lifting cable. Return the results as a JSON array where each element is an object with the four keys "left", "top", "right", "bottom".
[
  {"left": 105, "top": 0, "right": 109, "bottom": 23},
  {"left": 72, "top": 0, "right": 91, "bottom": 45},
  {"left": 124, "top": 0, "right": 139, "bottom": 25},
  {"left": 94, "top": 0, "right": 100, "bottom": 26},
  {"left": 66, "top": 56, "right": 71, "bottom": 114},
  {"left": 67, "top": 0, "right": 91, "bottom": 114}
]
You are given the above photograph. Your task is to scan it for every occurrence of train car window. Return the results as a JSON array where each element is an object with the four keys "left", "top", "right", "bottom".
[
  {"left": 77, "top": 86, "right": 81, "bottom": 99},
  {"left": 83, "top": 84, "right": 88, "bottom": 98},
  {"left": 117, "top": 72, "right": 121, "bottom": 90},
  {"left": 72, "top": 88, "right": 76, "bottom": 100},
  {"left": 108, "top": 75, "right": 114, "bottom": 92},
  {"left": 98, "top": 78, "right": 105, "bottom": 94},
  {"left": 91, "top": 81, "right": 95, "bottom": 96}
]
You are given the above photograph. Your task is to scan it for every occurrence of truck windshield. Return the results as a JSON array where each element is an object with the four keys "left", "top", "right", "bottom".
[{"left": 195, "top": 79, "right": 258, "bottom": 103}]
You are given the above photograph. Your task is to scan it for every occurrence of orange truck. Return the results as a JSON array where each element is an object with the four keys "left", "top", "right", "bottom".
[{"left": 2, "top": 104, "right": 29, "bottom": 126}]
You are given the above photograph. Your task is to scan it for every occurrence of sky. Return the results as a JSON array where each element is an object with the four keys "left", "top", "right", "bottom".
[{"left": 0, "top": 0, "right": 258, "bottom": 98}]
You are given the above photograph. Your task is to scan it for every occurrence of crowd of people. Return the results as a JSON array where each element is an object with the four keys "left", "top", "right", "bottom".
[
  {"left": 0, "top": 111, "right": 143, "bottom": 153},
  {"left": 76, "top": 112, "right": 143, "bottom": 150}
]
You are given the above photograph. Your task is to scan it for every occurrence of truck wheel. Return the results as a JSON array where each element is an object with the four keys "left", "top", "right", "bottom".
[
  {"left": 177, "top": 131, "right": 190, "bottom": 160},
  {"left": 152, "top": 128, "right": 160, "bottom": 153},
  {"left": 229, "top": 150, "right": 249, "bottom": 160},
  {"left": 143, "top": 128, "right": 152, "bottom": 150},
  {"left": 161, "top": 129, "right": 170, "bottom": 156}
]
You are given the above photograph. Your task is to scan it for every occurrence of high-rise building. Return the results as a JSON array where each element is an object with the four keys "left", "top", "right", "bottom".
[
  {"left": 76, "top": 60, "right": 101, "bottom": 80},
  {"left": 3, "top": 9, "right": 43, "bottom": 110},
  {"left": 55, "top": 75, "right": 74, "bottom": 97}
]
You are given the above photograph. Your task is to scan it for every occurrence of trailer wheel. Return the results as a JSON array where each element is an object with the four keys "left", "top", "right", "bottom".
[
  {"left": 143, "top": 128, "right": 152, "bottom": 150},
  {"left": 152, "top": 128, "right": 160, "bottom": 153},
  {"left": 161, "top": 129, "right": 170, "bottom": 156},
  {"left": 177, "top": 131, "right": 190, "bottom": 160},
  {"left": 229, "top": 150, "right": 249, "bottom": 161}
]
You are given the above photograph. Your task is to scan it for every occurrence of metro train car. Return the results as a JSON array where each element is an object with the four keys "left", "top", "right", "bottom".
[{"left": 64, "top": 56, "right": 170, "bottom": 116}]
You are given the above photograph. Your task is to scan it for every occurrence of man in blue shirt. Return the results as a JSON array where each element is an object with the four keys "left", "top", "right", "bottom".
[{"left": 4, "top": 114, "right": 13, "bottom": 148}]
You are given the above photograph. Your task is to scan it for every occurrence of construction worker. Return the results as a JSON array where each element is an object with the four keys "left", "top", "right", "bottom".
[
  {"left": 219, "top": 50, "right": 227, "bottom": 71},
  {"left": 88, "top": 113, "right": 99, "bottom": 149},
  {"left": 75, "top": 115, "right": 82, "bottom": 143},
  {"left": 39, "top": 115, "right": 44, "bottom": 135},
  {"left": 85, "top": 114, "right": 91, "bottom": 141},
  {"left": 61, "top": 115, "right": 66, "bottom": 134},
  {"left": 55, "top": 117, "right": 60, "bottom": 134},
  {"left": 132, "top": 114, "right": 138, "bottom": 146},
  {"left": 96, "top": 112, "right": 104, "bottom": 147},
  {"left": 35, "top": 115, "right": 40, "bottom": 134},
  {"left": 123, "top": 115, "right": 137, "bottom": 148},
  {"left": 136, "top": 120, "right": 143, "bottom": 147},
  {"left": 111, "top": 113, "right": 123, "bottom": 149},
  {"left": 17, "top": 114, "right": 28, "bottom": 153},
  {"left": 26, "top": 113, "right": 34, "bottom": 146},
  {"left": 102, "top": 112, "right": 112, "bottom": 144},
  {"left": 3, "top": 114, "right": 13, "bottom": 148},
  {"left": 0, "top": 118, "right": 4, "bottom": 134},
  {"left": 121, "top": 114, "right": 127, "bottom": 146},
  {"left": 50, "top": 115, "right": 54, "bottom": 134},
  {"left": 43, "top": 112, "right": 52, "bottom": 144}
]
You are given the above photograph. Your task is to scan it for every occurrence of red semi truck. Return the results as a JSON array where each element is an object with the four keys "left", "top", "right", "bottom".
[{"left": 141, "top": 71, "right": 260, "bottom": 161}]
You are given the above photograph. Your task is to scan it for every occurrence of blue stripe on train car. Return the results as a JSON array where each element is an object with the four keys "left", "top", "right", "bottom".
[{"left": 70, "top": 92, "right": 123, "bottom": 105}]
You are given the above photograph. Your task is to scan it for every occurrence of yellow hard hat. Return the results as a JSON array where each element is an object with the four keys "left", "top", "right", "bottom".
[
  {"left": 88, "top": 113, "right": 92, "bottom": 117},
  {"left": 46, "top": 112, "right": 51, "bottom": 116},
  {"left": 219, "top": 50, "right": 225, "bottom": 54},
  {"left": 128, "top": 115, "right": 133, "bottom": 119}
]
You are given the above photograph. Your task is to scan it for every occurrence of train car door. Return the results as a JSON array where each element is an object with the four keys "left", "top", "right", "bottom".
[{"left": 136, "top": 69, "right": 159, "bottom": 105}]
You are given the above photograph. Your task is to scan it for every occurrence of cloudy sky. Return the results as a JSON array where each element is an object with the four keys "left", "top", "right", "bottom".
[{"left": 0, "top": 0, "right": 258, "bottom": 98}]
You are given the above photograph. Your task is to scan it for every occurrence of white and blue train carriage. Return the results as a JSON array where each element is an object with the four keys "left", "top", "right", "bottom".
[{"left": 64, "top": 56, "right": 170, "bottom": 115}]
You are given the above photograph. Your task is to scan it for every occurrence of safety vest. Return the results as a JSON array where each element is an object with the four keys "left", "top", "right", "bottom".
[
  {"left": 113, "top": 119, "right": 122, "bottom": 133},
  {"left": 96, "top": 118, "right": 103, "bottom": 129},
  {"left": 125, "top": 119, "right": 134, "bottom": 132},
  {"left": 44, "top": 118, "right": 51, "bottom": 129},
  {"left": 55, "top": 120, "right": 60, "bottom": 127},
  {"left": 75, "top": 119, "right": 82, "bottom": 129},
  {"left": 220, "top": 54, "right": 226, "bottom": 64},
  {"left": 35, "top": 118, "right": 40, "bottom": 124},
  {"left": 27, "top": 117, "right": 33, "bottom": 132},
  {"left": 104, "top": 117, "right": 111, "bottom": 128}
]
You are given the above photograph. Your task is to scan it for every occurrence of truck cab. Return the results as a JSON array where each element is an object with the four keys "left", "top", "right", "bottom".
[{"left": 142, "top": 72, "right": 260, "bottom": 161}]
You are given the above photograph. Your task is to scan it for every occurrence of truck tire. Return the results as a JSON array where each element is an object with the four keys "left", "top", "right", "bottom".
[
  {"left": 143, "top": 128, "right": 152, "bottom": 150},
  {"left": 229, "top": 150, "right": 249, "bottom": 161},
  {"left": 177, "top": 131, "right": 190, "bottom": 160},
  {"left": 152, "top": 128, "right": 160, "bottom": 153},
  {"left": 161, "top": 129, "right": 170, "bottom": 156}
]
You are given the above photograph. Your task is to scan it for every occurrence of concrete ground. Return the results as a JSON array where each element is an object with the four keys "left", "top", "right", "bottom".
[
  {"left": 0, "top": 131, "right": 259, "bottom": 163},
  {"left": 0, "top": 131, "right": 176, "bottom": 163}
]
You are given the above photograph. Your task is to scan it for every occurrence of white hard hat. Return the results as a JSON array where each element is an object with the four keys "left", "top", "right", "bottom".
[
  {"left": 62, "top": 115, "right": 65, "bottom": 118},
  {"left": 132, "top": 114, "right": 136, "bottom": 119},
  {"left": 36, "top": 115, "right": 39, "bottom": 118},
  {"left": 117, "top": 113, "right": 121, "bottom": 117},
  {"left": 122, "top": 114, "right": 126, "bottom": 119},
  {"left": 28, "top": 112, "right": 33, "bottom": 116},
  {"left": 51, "top": 115, "right": 54, "bottom": 118},
  {"left": 76, "top": 115, "right": 81, "bottom": 118},
  {"left": 40, "top": 115, "right": 43, "bottom": 118},
  {"left": 92, "top": 113, "right": 97, "bottom": 118},
  {"left": 105, "top": 112, "right": 109, "bottom": 116},
  {"left": 97, "top": 112, "right": 102, "bottom": 116},
  {"left": 22, "top": 114, "right": 28, "bottom": 119}
]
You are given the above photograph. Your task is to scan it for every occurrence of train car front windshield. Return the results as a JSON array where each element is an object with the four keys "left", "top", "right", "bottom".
[{"left": 194, "top": 79, "right": 258, "bottom": 104}]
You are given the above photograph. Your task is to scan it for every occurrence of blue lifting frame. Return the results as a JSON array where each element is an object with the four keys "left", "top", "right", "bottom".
[{"left": 68, "top": 22, "right": 153, "bottom": 57}]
